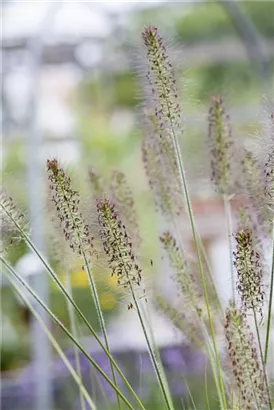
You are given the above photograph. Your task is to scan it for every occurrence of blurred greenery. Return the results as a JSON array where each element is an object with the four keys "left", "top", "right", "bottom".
[
  {"left": 1, "top": 6, "right": 273, "bottom": 410},
  {"left": 175, "top": 2, "right": 236, "bottom": 44},
  {"left": 175, "top": 1, "right": 274, "bottom": 44}
]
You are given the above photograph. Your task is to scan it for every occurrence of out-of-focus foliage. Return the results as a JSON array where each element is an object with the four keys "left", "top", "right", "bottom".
[
  {"left": 1, "top": 287, "right": 30, "bottom": 371},
  {"left": 175, "top": 2, "right": 235, "bottom": 44},
  {"left": 186, "top": 61, "right": 265, "bottom": 105},
  {"left": 242, "top": 1, "right": 274, "bottom": 39},
  {"left": 79, "top": 59, "right": 266, "bottom": 115},
  {"left": 2, "top": 0, "right": 272, "bottom": 380},
  {"left": 175, "top": 1, "right": 274, "bottom": 43}
]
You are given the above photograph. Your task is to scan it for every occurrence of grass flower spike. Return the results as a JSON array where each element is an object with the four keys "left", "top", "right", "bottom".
[
  {"left": 142, "top": 26, "right": 181, "bottom": 131},
  {"left": 141, "top": 26, "right": 184, "bottom": 219},
  {"left": 142, "top": 130, "right": 183, "bottom": 219},
  {"left": 88, "top": 167, "right": 104, "bottom": 198},
  {"left": 47, "top": 159, "right": 122, "bottom": 409},
  {"left": 208, "top": 96, "right": 234, "bottom": 195},
  {"left": 224, "top": 303, "right": 266, "bottom": 410},
  {"left": 263, "top": 112, "right": 274, "bottom": 219},
  {"left": 97, "top": 197, "right": 142, "bottom": 296},
  {"left": 47, "top": 159, "right": 95, "bottom": 259},
  {"left": 0, "top": 192, "right": 27, "bottom": 253},
  {"left": 160, "top": 232, "right": 202, "bottom": 316},
  {"left": 110, "top": 170, "right": 141, "bottom": 249},
  {"left": 233, "top": 229, "right": 264, "bottom": 315}
]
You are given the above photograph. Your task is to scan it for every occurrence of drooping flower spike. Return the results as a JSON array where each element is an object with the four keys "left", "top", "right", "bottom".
[
  {"left": 47, "top": 159, "right": 95, "bottom": 260},
  {"left": 0, "top": 192, "right": 27, "bottom": 253}
]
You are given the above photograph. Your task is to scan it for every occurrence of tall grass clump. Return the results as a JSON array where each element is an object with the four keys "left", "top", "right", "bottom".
[{"left": 1, "top": 26, "right": 273, "bottom": 410}]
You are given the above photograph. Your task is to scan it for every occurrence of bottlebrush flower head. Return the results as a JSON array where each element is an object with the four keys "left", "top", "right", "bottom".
[
  {"left": 141, "top": 27, "right": 185, "bottom": 219},
  {"left": 142, "top": 125, "right": 184, "bottom": 219},
  {"left": 233, "top": 226, "right": 264, "bottom": 316},
  {"left": 96, "top": 197, "right": 142, "bottom": 295},
  {"left": 224, "top": 303, "right": 266, "bottom": 409},
  {"left": 239, "top": 150, "right": 270, "bottom": 243},
  {"left": 242, "top": 150, "right": 265, "bottom": 205},
  {"left": 88, "top": 167, "right": 104, "bottom": 197},
  {"left": 208, "top": 96, "right": 235, "bottom": 194},
  {"left": 47, "top": 159, "right": 95, "bottom": 260},
  {"left": 141, "top": 26, "right": 182, "bottom": 132},
  {"left": 110, "top": 170, "right": 141, "bottom": 249},
  {"left": 155, "top": 295, "right": 203, "bottom": 347},
  {"left": 263, "top": 111, "right": 274, "bottom": 220},
  {"left": 0, "top": 191, "right": 27, "bottom": 253},
  {"left": 160, "top": 231, "right": 202, "bottom": 316}
]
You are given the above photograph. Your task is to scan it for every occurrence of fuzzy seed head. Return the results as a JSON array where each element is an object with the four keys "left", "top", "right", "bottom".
[
  {"left": 160, "top": 232, "right": 201, "bottom": 315},
  {"left": 142, "top": 26, "right": 182, "bottom": 131},
  {"left": 142, "top": 119, "right": 184, "bottom": 219},
  {"left": 155, "top": 295, "right": 203, "bottom": 347},
  {"left": 263, "top": 112, "right": 274, "bottom": 218},
  {"left": 224, "top": 303, "right": 266, "bottom": 409},
  {"left": 96, "top": 198, "right": 142, "bottom": 292},
  {"left": 242, "top": 150, "right": 265, "bottom": 203},
  {"left": 208, "top": 96, "right": 234, "bottom": 194},
  {"left": 47, "top": 159, "right": 95, "bottom": 259},
  {"left": 233, "top": 229, "right": 264, "bottom": 315},
  {"left": 110, "top": 170, "right": 141, "bottom": 249},
  {"left": 88, "top": 168, "right": 104, "bottom": 197},
  {"left": 0, "top": 192, "right": 27, "bottom": 253}
]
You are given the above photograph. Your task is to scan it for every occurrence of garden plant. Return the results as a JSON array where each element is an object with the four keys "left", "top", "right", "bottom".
[{"left": 1, "top": 26, "right": 274, "bottom": 410}]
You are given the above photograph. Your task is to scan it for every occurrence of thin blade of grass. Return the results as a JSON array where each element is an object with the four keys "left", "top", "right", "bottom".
[{"left": 1, "top": 257, "right": 143, "bottom": 410}]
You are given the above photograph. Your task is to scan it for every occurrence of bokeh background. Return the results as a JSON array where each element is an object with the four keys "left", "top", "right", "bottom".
[{"left": 1, "top": 1, "right": 274, "bottom": 409}]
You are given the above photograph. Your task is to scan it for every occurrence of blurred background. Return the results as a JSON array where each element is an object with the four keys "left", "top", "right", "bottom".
[{"left": 1, "top": 1, "right": 274, "bottom": 409}]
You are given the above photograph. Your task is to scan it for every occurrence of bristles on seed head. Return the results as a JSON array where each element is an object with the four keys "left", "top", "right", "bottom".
[
  {"left": 160, "top": 232, "right": 201, "bottom": 315},
  {"left": 263, "top": 111, "right": 274, "bottom": 219},
  {"left": 224, "top": 302, "right": 266, "bottom": 408},
  {"left": 233, "top": 228, "right": 265, "bottom": 316},
  {"left": 110, "top": 170, "right": 141, "bottom": 249},
  {"left": 142, "top": 117, "right": 184, "bottom": 219},
  {"left": 0, "top": 192, "right": 27, "bottom": 253},
  {"left": 96, "top": 197, "right": 142, "bottom": 293},
  {"left": 208, "top": 96, "right": 234, "bottom": 194},
  {"left": 155, "top": 295, "right": 203, "bottom": 347},
  {"left": 47, "top": 159, "right": 95, "bottom": 259},
  {"left": 88, "top": 168, "right": 104, "bottom": 198},
  {"left": 142, "top": 26, "right": 182, "bottom": 132}
]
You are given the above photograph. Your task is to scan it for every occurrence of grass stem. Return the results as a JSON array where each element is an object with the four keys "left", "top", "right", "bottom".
[
  {"left": 264, "top": 221, "right": 274, "bottom": 365},
  {"left": 223, "top": 194, "right": 235, "bottom": 303}
]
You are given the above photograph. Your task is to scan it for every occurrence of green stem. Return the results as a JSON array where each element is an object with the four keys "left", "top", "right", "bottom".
[
  {"left": 5, "top": 270, "right": 96, "bottom": 410},
  {"left": 153, "top": 65, "right": 227, "bottom": 409},
  {"left": 103, "top": 209, "right": 174, "bottom": 410},
  {"left": 253, "top": 310, "right": 272, "bottom": 410},
  {"left": 198, "top": 233, "right": 224, "bottom": 318},
  {"left": 204, "top": 363, "right": 211, "bottom": 410},
  {"left": 171, "top": 134, "right": 228, "bottom": 410},
  {"left": 64, "top": 271, "right": 86, "bottom": 410},
  {"left": 58, "top": 181, "right": 121, "bottom": 410},
  {"left": 0, "top": 205, "right": 146, "bottom": 410},
  {"left": 264, "top": 220, "right": 274, "bottom": 365},
  {"left": 130, "top": 285, "right": 173, "bottom": 410},
  {"left": 223, "top": 194, "right": 235, "bottom": 303},
  {"left": 1, "top": 257, "right": 138, "bottom": 410},
  {"left": 237, "top": 317, "right": 261, "bottom": 410},
  {"left": 142, "top": 301, "right": 174, "bottom": 409}
]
